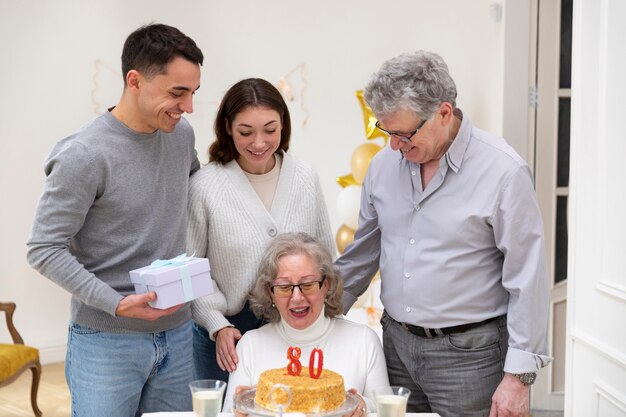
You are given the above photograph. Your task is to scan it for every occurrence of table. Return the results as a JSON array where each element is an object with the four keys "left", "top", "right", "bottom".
[{"left": 143, "top": 413, "right": 441, "bottom": 417}]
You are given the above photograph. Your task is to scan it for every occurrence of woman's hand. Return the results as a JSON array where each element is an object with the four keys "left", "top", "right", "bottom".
[
  {"left": 345, "top": 388, "right": 367, "bottom": 417},
  {"left": 233, "top": 385, "right": 251, "bottom": 417},
  {"left": 215, "top": 327, "right": 242, "bottom": 372}
]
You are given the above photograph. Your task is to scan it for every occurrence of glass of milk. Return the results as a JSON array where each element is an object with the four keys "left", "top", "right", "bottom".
[
  {"left": 189, "top": 379, "right": 227, "bottom": 417},
  {"left": 372, "top": 386, "right": 411, "bottom": 417}
]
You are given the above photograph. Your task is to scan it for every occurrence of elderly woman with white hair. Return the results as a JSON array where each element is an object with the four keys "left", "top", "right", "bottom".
[{"left": 223, "top": 232, "right": 388, "bottom": 417}]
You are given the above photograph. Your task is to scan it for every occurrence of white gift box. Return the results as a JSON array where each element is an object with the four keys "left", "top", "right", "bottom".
[{"left": 129, "top": 254, "right": 213, "bottom": 309}]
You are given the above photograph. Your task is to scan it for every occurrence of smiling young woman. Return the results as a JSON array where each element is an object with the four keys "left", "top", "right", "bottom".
[{"left": 187, "top": 78, "right": 335, "bottom": 383}]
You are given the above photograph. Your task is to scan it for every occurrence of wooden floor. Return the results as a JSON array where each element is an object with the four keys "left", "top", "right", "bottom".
[{"left": 0, "top": 362, "right": 70, "bottom": 417}]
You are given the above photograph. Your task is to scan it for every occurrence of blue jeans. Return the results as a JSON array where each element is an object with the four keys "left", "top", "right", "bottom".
[
  {"left": 66, "top": 320, "right": 193, "bottom": 417},
  {"left": 193, "top": 302, "right": 262, "bottom": 381},
  {"left": 381, "top": 311, "right": 508, "bottom": 417}
]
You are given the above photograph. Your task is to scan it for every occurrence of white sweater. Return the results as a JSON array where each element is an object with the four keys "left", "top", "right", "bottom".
[
  {"left": 188, "top": 152, "right": 335, "bottom": 338},
  {"left": 222, "top": 313, "right": 389, "bottom": 413}
]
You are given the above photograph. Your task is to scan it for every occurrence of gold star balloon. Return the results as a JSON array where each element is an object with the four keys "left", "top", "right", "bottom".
[
  {"left": 336, "top": 91, "right": 387, "bottom": 188},
  {"left": 335, "top": 174, "right": 359, "bottom": 188},
  {"left": 356, "top": 90, "right": 388, "bottom": 142}
]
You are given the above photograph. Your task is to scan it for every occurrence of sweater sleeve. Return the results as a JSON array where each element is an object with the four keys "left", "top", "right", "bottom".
[
  {"left": 186, "top": 173, "right": 209, "bottom": 257},
  {"left": 26, "top": 141, "right": 123, "bottom": 316},
  {"left": 187, "top": 172, "right": 231, "bottom": 338}
]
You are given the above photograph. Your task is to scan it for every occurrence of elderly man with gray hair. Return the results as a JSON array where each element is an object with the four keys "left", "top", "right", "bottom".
[{"left": 336, "top": 50, "right": 552, "bottom": 417}]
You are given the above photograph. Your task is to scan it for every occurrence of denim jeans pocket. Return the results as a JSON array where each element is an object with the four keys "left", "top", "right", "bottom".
[
  {"left": 69, "top": 321, "right": 101, "bottom": 335},
  {"left": 446, "top": 325, "right": 500, "bottom": 351}
]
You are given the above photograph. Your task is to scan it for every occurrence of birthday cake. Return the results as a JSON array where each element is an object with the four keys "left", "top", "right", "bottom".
[{"left": 254, "top": 367, "right": 346, "bottom": 412}]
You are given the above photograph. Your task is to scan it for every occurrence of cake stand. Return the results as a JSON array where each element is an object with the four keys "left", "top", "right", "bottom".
[{"left": 233, "top": 387, "right": 359, "bottom": 417}]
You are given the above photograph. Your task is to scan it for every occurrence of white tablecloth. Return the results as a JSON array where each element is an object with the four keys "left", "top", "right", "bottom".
[{"left": 143, "top": 413, "right": 440, "bottom": 417}]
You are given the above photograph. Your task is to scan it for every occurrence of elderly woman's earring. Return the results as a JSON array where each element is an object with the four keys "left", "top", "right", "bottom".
[{"left": 272, "top": 303, "right": 276, "bottom": 308}]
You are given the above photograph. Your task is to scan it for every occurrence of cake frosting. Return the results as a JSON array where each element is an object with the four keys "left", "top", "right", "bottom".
[{"left": 255, "top": 367, "right": 345, "bottom": 412}]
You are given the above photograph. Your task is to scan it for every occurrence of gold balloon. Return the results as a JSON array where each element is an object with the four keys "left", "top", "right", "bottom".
[
  {"left": 351, "top": 142, "right": 382, "bottom": 184},
  {"left": 356, "top": 90, "right": 388, "bottom": 141},
  {"left": 335, "top": 224, "right": 356, "bottom": 254},
  {"left": 335, "top": 173, "right": 359, "bottom": 188}
]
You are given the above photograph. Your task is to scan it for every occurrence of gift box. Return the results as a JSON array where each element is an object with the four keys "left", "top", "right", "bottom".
[{"left": 129, "top": 254, "right": 213, "bottom": 309}]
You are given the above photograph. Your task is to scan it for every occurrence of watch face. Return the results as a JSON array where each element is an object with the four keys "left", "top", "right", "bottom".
[{"left": 519, "top": 373, "right": 537, "bottom": 385}]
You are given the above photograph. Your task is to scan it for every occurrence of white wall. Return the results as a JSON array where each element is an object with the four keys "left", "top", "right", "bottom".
[{"left": 0, "top": 0, "right": 513, "bottom": 363}]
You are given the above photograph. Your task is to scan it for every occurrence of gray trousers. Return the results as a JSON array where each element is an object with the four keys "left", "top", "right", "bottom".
[{"left": 381, "top": 311, "right": 508, "bottom": 417}]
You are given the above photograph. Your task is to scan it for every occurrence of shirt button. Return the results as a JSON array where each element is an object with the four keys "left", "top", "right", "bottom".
[
  {"left": 409, "top": 238, "right": 415, "bottom": 244},
  {"left": 411, "top": 171, "right": 417, "bottom": 176},
  {"left": 404, "top": 272, "right": 410, "bottom": 278},
  {"left": 415, "top": 205, "right": 420, "bottom": 211},
  {"left": 268, "top": 228, "right": 277, "bottom": 237},
  {"left": 405, "top": 307, "right": 411, "bottom": 313}
]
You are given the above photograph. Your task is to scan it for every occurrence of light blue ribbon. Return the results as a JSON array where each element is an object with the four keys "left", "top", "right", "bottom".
[
  {"left": 179, "top": 264, "right": 193, "bottom": 302},
  {"left": 139, "top": 253, "right": 196, "bottom": 301}
]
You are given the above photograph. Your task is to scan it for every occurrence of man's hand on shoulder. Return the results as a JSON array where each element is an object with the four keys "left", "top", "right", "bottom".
[
  {"left": 115, "top": 292, "right": 183, "bottom": 320},
  {"left": 489, "top": 373, "right": 530, "bottom": 417}
]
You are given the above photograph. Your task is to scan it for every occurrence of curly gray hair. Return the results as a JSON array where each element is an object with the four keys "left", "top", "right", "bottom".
[
  {"left": 363, "top": 50, "right": 457, "bottom": 119},
  {"left": 249, "top": 232, "right": 343, "bottom": 323}
]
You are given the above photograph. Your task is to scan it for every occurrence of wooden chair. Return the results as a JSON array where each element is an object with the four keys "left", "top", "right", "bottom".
[{"left": 0, "top": 302, "right": 42, "bottom": 417}]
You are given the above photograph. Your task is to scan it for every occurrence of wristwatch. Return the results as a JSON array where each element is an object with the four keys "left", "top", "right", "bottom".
[{"left": 512, "top": 372, "right": 537, "bottom": 386}]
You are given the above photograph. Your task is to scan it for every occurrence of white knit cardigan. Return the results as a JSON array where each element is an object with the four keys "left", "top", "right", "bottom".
[{"left": 187, "top": 152, "right": 335, "bottom": 338}]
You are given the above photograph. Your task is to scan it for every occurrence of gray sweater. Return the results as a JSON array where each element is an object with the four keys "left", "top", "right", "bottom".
[{"left": 27, "top": 111, "right": 200, "bottom": 333}]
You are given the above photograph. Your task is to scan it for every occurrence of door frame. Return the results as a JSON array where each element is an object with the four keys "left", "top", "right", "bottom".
[{"left": 502, "top": 0, "right": 566, "bottom": 411}]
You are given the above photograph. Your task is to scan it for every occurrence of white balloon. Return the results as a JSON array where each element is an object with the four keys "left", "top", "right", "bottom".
[{"left": 336, "top": 185, "right": 362, "bottom": 230}]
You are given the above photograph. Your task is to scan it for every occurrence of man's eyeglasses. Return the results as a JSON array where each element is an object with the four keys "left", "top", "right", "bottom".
[
  {"left": 375, "top": 119, "right": 427, "bottom": 143},
  {"left": 269, "top": 277, "right": 326, "bottom": 297}
]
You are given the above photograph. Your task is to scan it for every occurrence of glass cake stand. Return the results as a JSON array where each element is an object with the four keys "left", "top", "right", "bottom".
[{"left": 233, "top": 387, "right": 359, "bottom": 417}]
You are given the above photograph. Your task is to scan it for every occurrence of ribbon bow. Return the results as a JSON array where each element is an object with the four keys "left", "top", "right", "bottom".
[{"left": 148, "top": 252, "right": 196, "bottom": 268}]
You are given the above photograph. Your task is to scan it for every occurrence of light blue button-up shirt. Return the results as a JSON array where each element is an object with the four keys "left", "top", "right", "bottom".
[{"left": 336, "top": 112, "right": 552, "bottom": 373}]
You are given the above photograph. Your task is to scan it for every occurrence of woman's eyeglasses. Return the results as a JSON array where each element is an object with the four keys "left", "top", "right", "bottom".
[{"left": 269, "top": 277, "right": 326, "bottom": 297}]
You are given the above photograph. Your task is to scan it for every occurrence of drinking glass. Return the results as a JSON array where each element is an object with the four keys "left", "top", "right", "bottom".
[
  {"left": 189, "top": 379, "right": 227, "bottom": 417},
  {"left": 372, "top": 386, "right": 411, "bottom": 417}
]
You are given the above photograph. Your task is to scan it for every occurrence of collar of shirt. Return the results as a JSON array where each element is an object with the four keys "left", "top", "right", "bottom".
[{"left": 444, "top": 109, "right": 472, "bottom": 174}]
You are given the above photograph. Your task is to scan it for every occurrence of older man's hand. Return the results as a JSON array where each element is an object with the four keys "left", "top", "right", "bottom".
[{"left": 489, "top": 373, "right": 530, "bottom": 417}]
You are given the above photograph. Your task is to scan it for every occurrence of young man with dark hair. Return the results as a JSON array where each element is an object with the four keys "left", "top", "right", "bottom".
[{"left": 27, "top": 23, "right": 204, "bottom": 416}]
